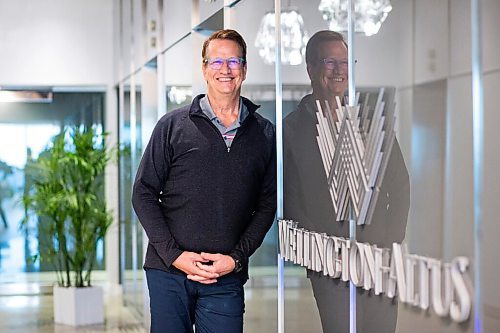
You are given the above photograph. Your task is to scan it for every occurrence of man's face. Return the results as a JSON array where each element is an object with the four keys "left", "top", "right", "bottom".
[
  {"left": 307, "top": 40, "right": 348, "bottom": 99},
  {"left": 202, "top": 39, "right": 247, "bottom": 99}
]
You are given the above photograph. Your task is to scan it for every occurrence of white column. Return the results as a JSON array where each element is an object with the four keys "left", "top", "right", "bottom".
[{"left": 105, "top": 83, "right": 122, "bottom": 295}]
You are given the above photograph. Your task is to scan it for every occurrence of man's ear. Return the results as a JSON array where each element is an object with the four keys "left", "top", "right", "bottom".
[
  {"left": 242, "top": 63, "right": 247, "bottom": 81},
  {"left": 202, "top": 63, "right": 208, "bottom": 82}
]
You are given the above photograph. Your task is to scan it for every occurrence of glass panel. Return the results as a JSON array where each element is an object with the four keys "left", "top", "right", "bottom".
[
  {"left": 119, "top": 72, "right": 143, "bottom": 315},
  {"left": 0, "top": 91, "right": 105, "bottom": 289},
  {"left": 481, "top": 2, "right": 500, "bottom": 331},
  {"left": 164, "top": 34, "right": 193, "bottom": 114},
  {"left": 277, "top": 0, "right": 351, "bottom": 330},
  {"left": 354, "top": 0, "right": 477, "bottom": 332},
  {"left": 232, "top": 1, "right": 278, "bottom": 332},
  {"left": 113, "top": 0, "right": 499, "bottom": 331},
  {"left": 274, "top": 0, "right": 486, "bottom": 331},
  {"left": 136, "top": 57, "right": 162, "bottom": 324},
  {"left": 119, "top": 77, "right": 132, "bottom": 304},
  {"left": 0, "top": 123, "right": 59, "bottom": 277}
]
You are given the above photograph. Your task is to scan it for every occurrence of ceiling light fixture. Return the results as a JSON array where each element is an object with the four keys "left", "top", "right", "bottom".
[
  {"left": 255, "top": 7, "right": 308, "bottom": 66},
  {"left": 319, "top": 0, "right": 392, "bottom": 37},
  {"left": 167, "top": 86, "right": 192, "bottom": 105}
]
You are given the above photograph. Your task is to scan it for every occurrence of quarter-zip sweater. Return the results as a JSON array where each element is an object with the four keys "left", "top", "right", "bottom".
[{"left": 132, "top": 94, "right": 277, "bottom": 282}]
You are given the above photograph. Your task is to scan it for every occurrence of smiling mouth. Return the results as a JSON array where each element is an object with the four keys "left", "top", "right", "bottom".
[
  {"left": 217, "top": 77, "right": 234, "bottom": 82},
  {"left": 331, "top": 77, "right": 345, "bottom": 82}
]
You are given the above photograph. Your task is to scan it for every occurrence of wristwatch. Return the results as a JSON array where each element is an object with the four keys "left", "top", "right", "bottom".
[{"left": 232, "top": 257, "right": 243, "bottom": 273}]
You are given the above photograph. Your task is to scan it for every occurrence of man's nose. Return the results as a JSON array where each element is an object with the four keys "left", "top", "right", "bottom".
[
  {"left": 219, "top": 61, "right": 231, "bottom": 73},
  {"left": 333, "top": 65, "right": 346, "bottom": 75}
]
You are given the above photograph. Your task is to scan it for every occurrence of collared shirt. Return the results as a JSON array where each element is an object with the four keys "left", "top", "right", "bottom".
[{"left": 200, "top": 95, "right": 249, "bottom": 149}]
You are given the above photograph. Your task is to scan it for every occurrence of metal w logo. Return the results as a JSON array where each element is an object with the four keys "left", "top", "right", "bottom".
[{"left": 315, "top": 88, "right": 396, "bottom": 225}]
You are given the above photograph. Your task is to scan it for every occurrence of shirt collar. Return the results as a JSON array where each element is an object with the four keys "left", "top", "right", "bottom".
[{"left": 200, "top": 95, "right": 249, "bottom": 125}]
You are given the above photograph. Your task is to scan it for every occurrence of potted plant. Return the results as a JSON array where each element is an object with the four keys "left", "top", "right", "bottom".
[{"left": 24, "top": 126, "right": 114, "bottom": 326}]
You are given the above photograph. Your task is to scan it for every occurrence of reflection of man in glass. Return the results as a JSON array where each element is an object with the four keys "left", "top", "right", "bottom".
[
  {"left": 307, "top": 32, "right": 348, "bottom": 115},
  {"left": 133, "top": 29, "right": 276, "bottom": 333},
  {"left": 284, "top": 30, "right": 409, "bottom": 332}
]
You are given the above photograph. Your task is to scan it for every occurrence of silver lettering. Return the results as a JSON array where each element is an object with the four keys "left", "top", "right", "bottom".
[
  {"left": 304, "top": 231, "right": 311, "bottom": 269},
  {"left": 296, "top": 228, "right": 304, "bottom": 266},
  {"left": 362, "top": 243, "right": 376, "bottom": 291},
  {"left": 341, "top": 239, "right": 350, "bottom": 282},
  {"left": 418, "top": 257, "right": 432, "bottom": 310},
  {"left": 374, "top": 247, "right": 390, "bottom": 295},
  {"left": 450, "top": 257, "right": 471, "bottom": 323},
  {"left": 431, "top": 260, "right": 452, "bottom": 317},
  {"left": 349, "top": 242, "right": 364, "bottom": 287},
  {"left": 387, "top": 243, "right": 407, "bottom": 302}
]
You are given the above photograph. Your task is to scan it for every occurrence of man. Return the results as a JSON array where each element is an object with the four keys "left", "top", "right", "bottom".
[
  {"left": 284, "top": 31, "right": 351, "bottom": 245},
  {"left": 284, "top": 30, "right": 410, "bottom": 332},
  {"left": 132, "top": 29, "right": 276, "bottom": 333}
]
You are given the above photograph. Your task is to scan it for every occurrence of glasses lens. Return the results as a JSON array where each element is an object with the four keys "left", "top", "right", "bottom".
[
  {"left": 324, "top": 58, "right": 336, "bottom": 69},
  {"left": 323, "top": 58, "right": 348, "bottom": 70},
  {"left": 206, "top": 58, "right": 244, "bottom": 70},
  {"left": 208, "top": 58, "right": 224, "bottom": 70},
  {"left": 227, "top": 57, "right": 242, "bottom": 69}
]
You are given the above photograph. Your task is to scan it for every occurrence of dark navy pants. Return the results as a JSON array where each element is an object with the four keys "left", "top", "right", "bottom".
[{"left": 146, "top": 269, "right": 245, "bottom": 333}]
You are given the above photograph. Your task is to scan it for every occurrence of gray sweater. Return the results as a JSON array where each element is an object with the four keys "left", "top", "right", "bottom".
[{"left": 132, "top": 94, "right": 277, "bottom": 282}]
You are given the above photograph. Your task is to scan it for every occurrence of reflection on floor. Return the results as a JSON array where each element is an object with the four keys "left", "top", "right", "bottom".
[
  {"left": 0, "top": 286, "right": 322, "bottom": 333},
  {"left": 246, "top": 287, "right": 322, "bottom": 333},
  {"left": 0, "top": 292, "right": 143, "bottom": 333}
]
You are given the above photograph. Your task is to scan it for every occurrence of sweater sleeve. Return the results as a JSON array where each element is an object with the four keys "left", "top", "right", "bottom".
[
  {"left": 229, "top": 126, "right": 277, "bottom": 265},
  {"left": 132, "top": 119, "right": 183, "bottom": 268}
]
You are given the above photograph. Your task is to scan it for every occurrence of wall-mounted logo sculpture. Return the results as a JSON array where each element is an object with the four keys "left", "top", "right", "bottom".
[
  {"left": 280, "top": 88, "right": 472, "bottom": 323},
  {"left": 315, "top": 88, "right": 395, "bottom": 225}
]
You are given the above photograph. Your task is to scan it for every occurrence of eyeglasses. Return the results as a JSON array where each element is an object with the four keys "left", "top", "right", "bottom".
[
  {"left": 203, "top": 57, "right": 246, "bottom": 70},
  {"left": 320, "top": 58, "right": 349, "bottom": 70}
]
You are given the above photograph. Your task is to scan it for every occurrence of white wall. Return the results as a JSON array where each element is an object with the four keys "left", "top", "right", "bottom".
[
  {"left": 404, "top": 0, "right": 500, "bottom": 331},
  {"left": 163, "top": 0, "right": 192, "bottom": 48},
  {"left": 482, "top": 70, "right": 500, "bottom": 329},
  {"left": 355, "top": 0, "right": 414, "bottom": 88},
  {"left": 0, "top": 0, "right": 113, "bottom": 87},
  {"left": 408, "top": 80, "right": 447, "bottom": 258},
  {"left": 413, "top": 0, "right": 449, "bottom": 84}
]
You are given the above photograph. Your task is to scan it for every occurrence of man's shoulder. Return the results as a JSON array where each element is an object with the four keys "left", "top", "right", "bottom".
[
  {"left": 251, "top": 112, "right": 275, "bottom": 140},
  {"left": 284, "top": 99, "right": 311, "bottom": 128},
  {"left": 240, "top": 95, "right": 275, "bottom": 134},
  {"left": 252, "top": 111, "right": 274, "bottom": 127}
]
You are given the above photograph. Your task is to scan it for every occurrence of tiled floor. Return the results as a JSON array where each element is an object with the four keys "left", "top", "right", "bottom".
[
  {"left": 0, "top": 282, "right": 322, "bottom": 333},
  {"left": 0, "top": 292, "right": 144, "bottom": 333}
]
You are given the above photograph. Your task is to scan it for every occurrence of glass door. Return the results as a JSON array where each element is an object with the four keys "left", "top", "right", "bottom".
[{"left": 119, "top": 73, "right": 143, "bottom": 315}]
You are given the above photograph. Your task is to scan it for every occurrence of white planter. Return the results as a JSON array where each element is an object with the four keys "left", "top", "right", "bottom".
[{"left": 53, "top": 285, "right": 104, "bottom": 326}]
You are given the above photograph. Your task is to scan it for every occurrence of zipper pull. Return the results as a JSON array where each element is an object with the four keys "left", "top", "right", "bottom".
[{"left": 227, "top": 146, "right": 231, "bottom": 152}]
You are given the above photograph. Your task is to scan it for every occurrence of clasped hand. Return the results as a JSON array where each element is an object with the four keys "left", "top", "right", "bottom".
[{"left": 172, "top": 251, "right": 236, "bottom": 284}]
